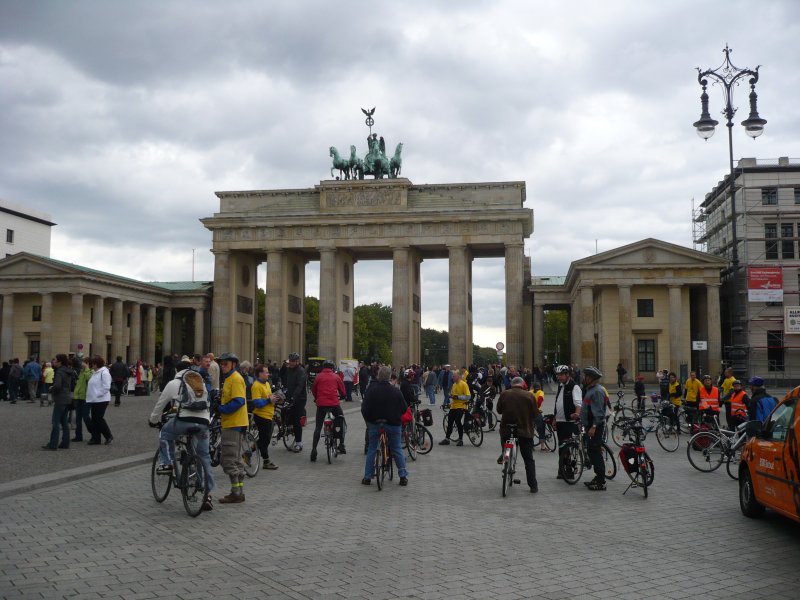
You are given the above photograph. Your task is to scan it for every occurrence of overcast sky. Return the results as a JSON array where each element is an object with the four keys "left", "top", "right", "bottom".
[{"left": 2, "top": 0, "right": 800, "bottom": 348}]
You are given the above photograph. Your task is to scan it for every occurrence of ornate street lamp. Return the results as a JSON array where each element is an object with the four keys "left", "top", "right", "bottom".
[{"left": 693, "top": 45, "right": 767, "bottom": 359}]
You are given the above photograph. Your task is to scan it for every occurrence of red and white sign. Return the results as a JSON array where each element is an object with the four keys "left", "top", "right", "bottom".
[{"left": 748, "top": 267, "right": 783, "bottom": 302}]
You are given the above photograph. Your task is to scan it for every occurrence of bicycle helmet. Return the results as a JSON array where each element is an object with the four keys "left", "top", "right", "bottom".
[
  {"left": 404, "top": 368, "right": 415, "bottom": 380},
  {"left": 218, "top": 352, "right": 239, "bottom": 363},
  {"left": 287, "top": 352, "right": 301, "bottom": 361},
  {"left": 322, "top": 360, "right": 336, "bottom": 370},
  {"left": 554, "top": 365, "right": 570, "bottom": 375},
  {"left": 583, "top": 366, "right": 603, "bottom": 380}
]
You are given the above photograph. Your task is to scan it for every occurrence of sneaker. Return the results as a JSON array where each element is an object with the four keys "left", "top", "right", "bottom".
[
  {"left": 218, "top": 493, "right": 245, "bottom": 504},
  {"left": 310, "top": 449, "right": 317, "bottom": 462},
  {"left": 71, "top": 437, "right": 83, "bottom": 442},
  {"left": 104, "top": 437, "right": 113, "bottom": 445},
  {"left": 292, "top": 444, "right": 302, "bottom": 453},
  {"left": 361, "top": 478, "right": 371, "bottom": 485},
  {"left": 497, "top": 455, "right": 504, "bottom": 465},
  {"left": 530, "top": 483, "right": 539, "bottom": 493},
  {"left": 41, "top": 445, "right": 57, "bottom": 451},
  {"left": 264, "top": 460, "right": 278, "bottom": 470},
  {"left": 586, "top": 480, "right": 606, "bottom": 491},
  {"left": 438, "top": 439, "right": 450, "bottom": 445},
  {"left": 338, "top": 445, "right": 346, "bottom": 454},
  {"left": 399, "top": 477, "right": 408, "bottom": 486},
  {"left": 456, "top": 440, "right": 464, "bottom": 447},
  {"left": 556, "top": 473, "right": 564, "bottom": 480},
  {"left": 156, "top": 464, "right": 173, "bottom": 474},
  {"left": 201, "top": 496, "right": 213, "bottom": 511}
]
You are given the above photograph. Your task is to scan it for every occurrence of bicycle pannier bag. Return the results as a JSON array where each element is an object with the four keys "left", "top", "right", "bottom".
[{"left": 420, "top": 408, "right": 433, "bottom": 426}]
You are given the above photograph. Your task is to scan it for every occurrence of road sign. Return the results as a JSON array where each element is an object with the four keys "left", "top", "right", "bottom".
[
  {"left": 495, "top": 342, "right": 504, "bottom": 351},
  {"left": 77, "top": 343, "right": 84, "bottom": 350}
]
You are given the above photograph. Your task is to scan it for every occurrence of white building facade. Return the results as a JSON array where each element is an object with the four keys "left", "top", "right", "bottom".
[{"left": 0, "top": 199, "right": 54, "bottom": 258}]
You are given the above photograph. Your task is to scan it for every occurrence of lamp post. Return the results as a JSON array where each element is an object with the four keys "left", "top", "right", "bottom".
[{"left": 693, "top": 45, "right": 767, "bottom": 356}]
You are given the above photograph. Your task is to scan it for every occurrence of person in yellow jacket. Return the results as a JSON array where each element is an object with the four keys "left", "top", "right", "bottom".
[
  {"left": 217, "top": 352, "right": 249, "bottom": 504},
  {"left": 251, "top": 364, "right": 278, "bottom": 470},
  {"left": 440, "top": 370, "right": 470, "bottom": 446}
]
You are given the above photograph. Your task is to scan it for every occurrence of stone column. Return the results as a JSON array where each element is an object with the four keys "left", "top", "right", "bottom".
[
  {"left": 111, "top": 298, "right": 125, "bottom": 361},
  {"left": 144, "top": 305, "right": 156, "bottom": 364},
  {"left": 39, "top": 293, "right": 53, "bottom": 361},
  {"left": 265, "top": 250, "right": 284, "bottom": 363},
  {"left": 211, "top": 250, "right": 231, "bottom": 355},
  {"left": 448, "top": 244, "right": 472, "bottom": 368},
  {"left": 706, "top": 283, "right": 722, "bottom": 376},
  {"left": 129, "top": 302, "right": 141, "bottom": 361},
  {"left": 91, "top": 296, "right": 106, "bottom": 359},
  {"left": 669, "top": 285, "right": 683, "bottom": 369},
  {"left": 70, "top": 293, "right": 83, "bottom": 354},
  {"left": 1, "top": 294, "right": 14, "bottom": 361},
  {"left": 194, "top": 308, "right": 205, "bottom": 353},
  {"left": 317, "top": 247, "right": 337, "bottom": 360},
  {"left": 392, "top": 247, "right": 410, "bottom": 366},
  {"left": 618, "top": 285, "right": 632, "bottom": 372},
  {"left": 162, "top": 308, "right": 172, "bottom": 356},
  {"left": 533, "top": 302, "right": 544, "bottom": 367},
  {"left": 505, "top": 242, "right": 525, "bottom": 368},
  {"left": 579, "top": 286, "right": 595, "bottom": 367}
]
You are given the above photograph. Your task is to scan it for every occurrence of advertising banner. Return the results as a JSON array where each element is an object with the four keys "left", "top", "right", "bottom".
[
  {"left": 748, "top": 267, "right": 783, "bottom": 302},
  {"left": 785, "top": 307, "right": 800, "bottom": 334}
]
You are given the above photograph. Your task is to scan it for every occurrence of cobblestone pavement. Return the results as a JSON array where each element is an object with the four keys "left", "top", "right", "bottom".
[{"left": 2, "top": 390, "right": 799, "bottom": 600}]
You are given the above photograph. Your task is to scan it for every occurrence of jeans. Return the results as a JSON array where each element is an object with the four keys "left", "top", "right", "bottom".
[
  {"left": 344, "top": 381, "right": 354, "bottom": 402},
  {"left": 27, "top": 379, "right": 38, "bottom": 401},
  {"left": 9, "top": 378, "right": 20, "bottom": 401},
  {"left": 364, "top": 422, "right": 408, "bottom": 479},
  {"left": 159, "top": 417, "right": 215, "bottom": 492},
  {"left": 586, "top": 423, "right": 606, "bottom": 483},
  {"left": 48, "top": 404, "right": 70, "bottom": 448},
  {"left": 312, "top": 405, "right": 345, "bottom": 450},
  {"left": 425, "top": 385, "right": 436, "bottom": 405},
  {"left": 73, "top": 400, "right": 88, "bottom": 440},
  {"left": 88, "top": 401, "right": 112, "bottom": 442}
]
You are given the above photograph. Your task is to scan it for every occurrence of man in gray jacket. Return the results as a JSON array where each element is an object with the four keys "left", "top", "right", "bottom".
[{"left": 580, "top": 366, "right": 608, "bottom": 491}]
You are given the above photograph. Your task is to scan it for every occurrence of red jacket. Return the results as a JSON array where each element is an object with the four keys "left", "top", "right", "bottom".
[{"left": 311, "top": 368, "right": 345, "bottom": 407}]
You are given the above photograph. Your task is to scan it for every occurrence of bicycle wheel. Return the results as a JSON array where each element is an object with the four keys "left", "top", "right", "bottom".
[
  {"left": 209, "top": 429, "right": 221, "bottom": 467},
  {"left": 655, "top": 417, "right": 680, "bottom": 452},
  {"left": 151, "top": 449, "right": 172, "bottom": 503},
  {"left": 180, "top": 453, "right": 209, "bottom": 518},
  {"left": 678, "top": 407, "right": 693, "bottom": 434},
  {"left": 416, "top": 425, "right": 433, "bottom": 455},
  {"left": 640, "top": 409, "right": 659, "bottom": 433},
  {"left": 242, "top": 432, "right": 261, "bottom": 478},
  {"left": 687, "top": 432, "right": 724, "bottom": 472},
  {"left": 559, "top": 442, "right": 583, "bottom": 484},
  {"left": 406, "top": 426, "right": 418, "bottom": 461},
  {"left": 501, "top": 449, "right": 511, "bottom": 497},
  {"left": 545, "top": 424, "right": 557, "bottom": 452},
  {"left": 282, "top": 425, "right": 296, "bottom": 451},
  {"left": 375, "top": 440, "right": 384, "bottom": 491},
  {"left": 644, "top": 453, "right": 654, "bottom": 486},
  {"left": 487, "top": 411, "right": 497, "bottom": 432},
  {"left": 326, "top": 433, "right": 333, "bottom": 464},
  {"left": 601, "top": 443, "right": 617, "bottom": 480},
  {"left": 726, "top": 445, "right": 743, "bottom": 480},
  {"left": 467, "top": 422, "right": 483, "bottom": 447},
  {"left": 611, "top": 420, "right": 628, "bottom": 448}
]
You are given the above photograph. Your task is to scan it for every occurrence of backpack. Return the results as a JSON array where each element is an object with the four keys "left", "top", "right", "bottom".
[
  {"left": 755, "top": 395, "right": 777, "bottom": 422},
  {"left": 176, "top": 370, "right": 210, "bottom": 412}
]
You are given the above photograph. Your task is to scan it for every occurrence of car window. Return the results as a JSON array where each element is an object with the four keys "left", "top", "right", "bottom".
[{"left": 767, "top": 400, "right": 796, "bottom": 442}]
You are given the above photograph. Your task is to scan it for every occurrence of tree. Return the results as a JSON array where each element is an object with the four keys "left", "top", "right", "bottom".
[
  {"left": 304, "top": 296, "right": 319, "bottom": 357},
  {"left": 354, "top": 303, "right": 392, "bottom": 363},
  {"left": 543, "top": 308, "right": 569, "bottom": 365}
]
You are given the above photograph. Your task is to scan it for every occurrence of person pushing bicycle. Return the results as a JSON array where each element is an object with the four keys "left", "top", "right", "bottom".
[{"left": 497, "top": 376, "right": 540, "bottom": 493}]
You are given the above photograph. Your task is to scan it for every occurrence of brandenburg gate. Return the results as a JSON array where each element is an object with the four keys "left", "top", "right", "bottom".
[{"left": 201, "top": 178, "right": 533, "bottom": 367}]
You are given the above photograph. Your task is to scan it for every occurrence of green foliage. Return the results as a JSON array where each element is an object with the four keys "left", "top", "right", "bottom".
[
  {"left": 543, "top": 309, "right": 569, "bottom": 365},
  {"left": 256, "top": 288, "right": 265, "bottom": 360},
  {"left": 354, "top": 303, "right": 392, "bottom": 363},
  {"left": 421, "top": 328, "right": 448, "bottom": 366},
  {"left": 305, "top": 296, "right": 319, "bottom": 357}
]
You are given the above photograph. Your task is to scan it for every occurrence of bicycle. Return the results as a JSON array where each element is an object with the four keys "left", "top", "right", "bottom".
[
  {"left": 150, "top": 417, "right": 211, "bottom": 518},
  {"left": 271, "top": 399, "right": 296, "bottom": 451},
  {"left": 686, "top": 416, "right": 749, "bottom": 479},
  {"left": 500, "top": 424, "right": 521, "bottom": 497},
  {"left": 322, "top": 409, "right": 342, "bottom": 464},
  {"left": 558, "top": 420, "right": 617, "bottom": 484},
  {"left": 474, "top": 385, "right": 498, "bottom": 431},
  {"left": 619, "top": 419, "right": 654, "bottom": 499},
  {"left": 242, "top": 414, "right": 262, "bottom": 477},
  {"left": 374, "top": 419, "right": 393, "bottom": 491},
  {"left": 532, "top": 414, "right": 558, "bottom": 452},
  {"left": 412, "top": 401, "right": 434, "bottom": 455}
]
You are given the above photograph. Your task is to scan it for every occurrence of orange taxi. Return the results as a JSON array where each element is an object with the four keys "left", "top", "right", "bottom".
[{"left": 739, "top": 386, "right": 800, "bottom": 523}]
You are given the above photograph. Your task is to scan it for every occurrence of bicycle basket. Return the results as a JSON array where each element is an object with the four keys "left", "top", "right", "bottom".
[{"left": 419, "top": 408, "right": 433, "bottom": 426}]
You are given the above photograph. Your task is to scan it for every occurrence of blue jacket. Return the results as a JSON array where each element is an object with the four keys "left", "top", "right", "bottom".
[{"left": 23, "top": 361, "right": 41, "bottom": 381}]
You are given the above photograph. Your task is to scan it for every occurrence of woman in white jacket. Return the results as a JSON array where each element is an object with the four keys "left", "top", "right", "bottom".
[{"left": 86, "top": 355, "right": 113, "bottom": 445}]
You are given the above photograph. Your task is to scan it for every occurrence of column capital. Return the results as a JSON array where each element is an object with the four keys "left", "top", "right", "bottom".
[
  {"left": 504, "top": 241, "right": 525, "bottom": 248},
  {"left": 617, "top": 283, "right": 632, "bottom": 289},
  {"left": 668, "top": 283, "right": 683, "bottom": 290}
]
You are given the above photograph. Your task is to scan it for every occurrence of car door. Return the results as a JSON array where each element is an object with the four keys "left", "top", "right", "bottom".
[
  {"left": 782, "top": 398, "right": 800, "bottom": 521},
  {"left": 754, "top": 398, "right": 796, "bottom": 517}
]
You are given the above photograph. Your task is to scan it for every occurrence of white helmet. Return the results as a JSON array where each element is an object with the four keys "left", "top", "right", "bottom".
[{"left": 554, "top": 365, "right": 570, "bottom": 374}]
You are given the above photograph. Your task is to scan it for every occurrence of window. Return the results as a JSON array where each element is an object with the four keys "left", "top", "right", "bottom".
[
  {"left": 32, "top": 305, "right": 42, "bottom": 321},
  {"left": 29, "top": 340, "right": 40, "bottom": 361},
  {"left": 782, "top": 223, "right": 795, "bottom": 259},
  {"left": 765, "top": 224, "right": 778, "bottom": 260},
  {"left": 5, "top": 229, "right": 13, "bottom": 244},
  {"left": 795, "top": 188, "right": 800, "bottom": 205},
  {"left": 762, "top": 187, "right": 778, "bottom": 205},
  {"left": 637, "top": 298, "right": 654, "bottom": 317},
  {"left": 637, "top": 339, "right": 656, "bottom": 372},
  {"left": 766, "top": 400, "right": 795, "bottom": 442},
  {"left": 767, "top": 330, "right": 784, "bottom": 372}
]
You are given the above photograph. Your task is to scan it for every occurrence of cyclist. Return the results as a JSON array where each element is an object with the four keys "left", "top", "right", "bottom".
[
  {"left": 697, "top": 374, "right": 721, "bottom": 424},
  {"left": 665, "top": 371, "right": 682, "bottom": 432},
  {"left": 399, "top": 369, "right": 417, "bottom": 408},
  {"left": 310, "top": 360, "right": 346, "bottom": 462},
  {"left": 251, "top": 364, "right": 279, "bottom": 470},
  {"left": 530, "top": 382, "right": 546, "bottom": 451},
  {"left": 497, "top": 376, "right": 540, "bottom": 493},
  {"left": 149, "top": 366, "right": 214, "bottom": 511},
  {"left": 361, "top": 365, "right": 408, "bottom": 486},
  {"left": 439, "top": 370, "right": 470, "bottom": 446},
  {"left": 634, "top": 374, "right": 646, "bottom": 410},
  {"left": 284, "top": 352, "right": 308, "bottom": 452},
  {"left": 683, "top": 371, "right": 702, "bottom": 423},
  {"left": 217, "top": 352, "right": 248, "bottom": 504},
  {"left": 726, "top": 379, "right": 749, "bottom": 428},
  {"left": 580, "top": 366, "right": 607, "bottom": 491},
  {"left": 553, "top": 365, "right": 581, "bottom": 479}
]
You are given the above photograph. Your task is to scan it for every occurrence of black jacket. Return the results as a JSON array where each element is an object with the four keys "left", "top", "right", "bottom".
[
  {"left": 50, "top": 365, "right": 76, "bottom": 406},
  {"left": 110, "top": 361, "right": 129, "bottom": 382},
  {"left": 362, "top": 380, "right": 406, "bottom": 425}
]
